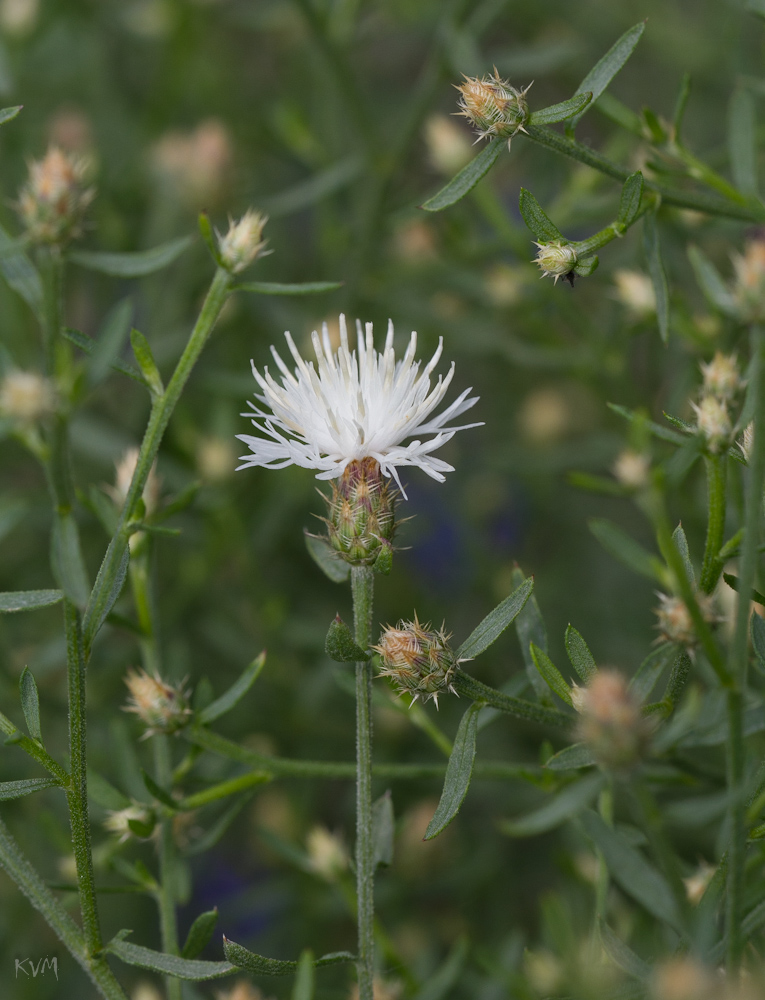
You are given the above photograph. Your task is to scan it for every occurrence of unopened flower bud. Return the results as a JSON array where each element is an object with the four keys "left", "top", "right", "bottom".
[
  {"left": 455, "top": 71, "right": 531, "bottom": 147},
  {"left": 374, "top": 616, "right": 457, "bottom": 708},
  {"left": 103, "top": 803, "right": 155, "bottom": 842},
  {"left": 0, "top": 370, "right": 55, "bottom": 423},
  {"left": 574, "top": 670, "right": 649, "bottom": 769},
  {"left": 739, "top": 421, "right": 754, "bottom": 462},
  {"left": 124, "top": 668, "right": 191, "bottom": 737},
  {"left": 612, "top": 269, "right": 656, "bottom": 317},
  {"left": 654, "top": 592, "right": 716, "bottom": 647},
  {"left": 733, "top": 238, "right": 765, "bottom": 322},
  {"left": 651, "top": 957, "right": 717, "bottom": 1000},
  {"left": 17, "top": 146, "right": 93, "bottom": 246},
  {"left": 692, "top": 395, "right": 731, "bottom": 452},
  {"left": 325, "top": 457, "right": 396, "bottom": 569},
  {"left": 306, "top": 826, "right": 348, "bottom": 881},
  {"left": 612, "top": 448, "right": 650, "bottom": 490},
  {"left": 533, "top": 241, "right": 577, "bottom": 283},
  {"left": 683, "top": 862, "right": 715, "bottom": 906},
  {"left": 217, "top": 210, "right": 268, "bottom": 274},
  {"left": 700, "top": 351, "right": 741, "bottom": 400}
]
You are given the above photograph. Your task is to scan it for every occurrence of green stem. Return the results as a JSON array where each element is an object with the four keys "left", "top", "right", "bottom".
[
  {"left": 351, "top": 565, "right": 375, "bottom": 1000},
  {"left": 153, "top": 734, "right": 182, "bottom": 1000},
  {"left": 130, "top": 549, "right": 160, "bottom": 675},
  {"left": 83, "top": 267, "right": 231, "bottom": 652},
  {"left": 594, "top": 783, "right": 612, "bottom": 930},
  {"left": 726, "top": 326, "right": 765, "bottom": 973},
  {"left": 0, "top": 814, "right": 127, "bottom": 999},
  {"left": 701, "top": 454, "right": 727, "bottom": 594},
  {"left": 453, "top": 671, "right": 574, "bottom": 729},
  {"left": 0, "top": 709, "right": 70, "bottom": 782}
]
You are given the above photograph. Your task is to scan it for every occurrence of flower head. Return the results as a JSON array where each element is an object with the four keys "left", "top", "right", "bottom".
[
  {"left": 573, "top": 669, "right": 650, "bottom": 769},
  {"left": 455, "top": 70, "right": 531, "bottom": 146},
  {"left": 612, "top": 449, "right": 650, "bottom": 490},
  {"left": 374, "top": 615, "right": 458, "bottom": 708},
  {"left": 533, "top": 241, "right": 577, "bottom": 283},
  {"left": 104, "top": 803, "right": 155, "bottom": 842},
  {"left": 237, "top": 315, "right": 481, "bottom": 497},
  {"left": 700, "top": 351, "right": 741, "bottom": 401},
  {"left": 17, "top": 146, "right": 93, "bottom": 245},
  {"left": 732, "top": 237, "right": 765, "bottom": 321},
  {"left": 654, "top": 591, "right": 716, "bottom": 647},
  {"left": 123, "top": 668, "right": 191, "bottom": 737},
  {"left": 0, "top": 370, "right": 55, "bottom": 423},
  {"left": 692, "top": 395, "right": 731, "bottom": 452},
  {"left": 217, "top": 210, "right": 268, "bottom": 274}
]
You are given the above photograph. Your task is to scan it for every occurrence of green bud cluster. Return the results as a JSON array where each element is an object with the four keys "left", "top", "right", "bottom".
[{"left": 324, "top": 457, "right": 396, "bottom": 571}]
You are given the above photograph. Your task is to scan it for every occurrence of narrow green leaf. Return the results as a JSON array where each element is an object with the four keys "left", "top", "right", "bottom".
[
  {"left": 128, "top": 816, "right": 157, "bottom": 839},
  {"left": 142, "top": 770, "right": 177, "bottom": 811},
  {"left": 617, "top": 171, "right": 644, "bottom": 228},
  {"left": 643, "top": 211, "right": 669, "bottom": 342},
  {"left": 304, "top": 532, "right": 350, "bottom": 583},
  {"left": 51, "top": 513, "right": 90, "bottom": 607},
  {"left": 177, "top": 772, "right": 271, "bottom": 811},
  {"left": 572, "top": 255, "right": 599, "bottom": 277},
  {"left": 292, "top": 950, "right": 315, "bottom": 1000},
  {"left": 723, "top": 572, "right": 765, "bottom": 606},
  {"left": 0, "top": 590, "right": 62, "bottom": 613},
  {"left": 130, "top": 328, "right": 163, "bottom": 396},
  {"left": 86, "top": 770, "right": 130, "bottom": 810},
  {"left": 325, "top": 616, "right": 369, "bottom": 662},
  {"left": 199, "top": 652, "right": 267, "bottom": 725},
  {"left": 454, "top": 671, "right": 573, "bottom": 729},
  {"left": 88, "top": 297, "right": 133, "bottom": 387},
  {"left": 63, "top": 327, "right": 149, "bottom": 385},
  {"left": 663, "top": 650, "right": 692, "bottom": 708},
  {"left": 566, "top": 22, "right": 646, "bottom": 134},
  {"left": 184, "top": 794, "right": 253, "bottom": 856},
  {"left": 752, "top": 613, "right": 765, "bottom": 671},
  {"left": 608, "top": 403, "right": 686, "bottom": 445},
  {"left": 0, "top": 223, "right": 43, "bottom": 321},
  {"left": 83, "top": 540, "right": 129, "bottom": 646},
  {"left": 153, "top": 481, "right": 201, "bottom": 524},
  {"left": 530, "top": 643, "right": 573, "bottom": 706},
  {"left": 529, "top": 92, "right": 592, "bottom": 126},
  {"left": 181, "top": 908, "right": 218, "bottom": 960},
  {"left": 546, "top": 742, "right": 596, "bottom": 771},
  {"left": 198, "top": 213, "right": 221, "bottom": 265},
  {"left": 599, "top": 922, "right": 651, "bottom": 982},
  {"left": 630, "top": 642, "right": 677, "bottom": 702},
  {"left": 69, "top": 235, "right": 193, "bottom": 277},
  {"left": 0, "top": 777, "right": 60, "bottom": 800},
  {"left": 456, "top": 577, "right": 533, "bottom": 661},
  {"left": 564, "top": 626, "right": 596, "bottom": 683},
  {"left": 687, "top": 245, "right": 737, "bottom": 315},
  {"left": 672, "top": 73, "right": 692, "bottom": 141},
  {"left": 588, "top": 518, "right": 664, "bottom": 581},
  {"left": 371, "top": 790, "right": 394, "bottom": 868},
  {"left": 728, "top": 87, "right": 758, "bottom": 197},
  {"left": 672, "top": 523, "right": 695, "bottom": 587},
  {"left": 511, "top": 568, "right": 549, "bottom": 700},
  {"left": 518, "top": 188, "right": 564, "bottom": 242},
  {"left": 501, "top": 772, "right": 605, "bottom": 837},
  {"left": 580, "top": 810, "right": 682, "bottom": 929},
  {"left": 223, "top": 938, "right": 355, "bottom": 976},
  {"left": 235, "top": 281, "right": 342, "bottom": 296},
  {"left": 424, "top": 703, "right": 481, "bottom": 840},
  {"left": 412, "top": 938, "right": 468, "bottom": 1000},
  {"left": 0, "top": 105, "right": 22, "bottom": 126},
  {"left": 19, "top": 667, "right": 42, "bottom": 742},
  {"left": 107, "top": 936, "right": 234, "bottom": 980},
  {"left": 262, "top": 155, "right": 362, "bottom": 218},
  {"left": 421, "top": 136, "right": 505, "bottom": 212}
]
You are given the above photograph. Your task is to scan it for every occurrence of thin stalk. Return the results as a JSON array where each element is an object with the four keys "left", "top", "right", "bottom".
[
  {"left": 351, "top": 565, "right": 375, "bottom": 1000},
  {"left": 726, "top": 326, "right": 765, "bottom": 973},
  {"left": 594, "top": 782, "right": 612, "bottom": 931},
  {"left": 454, "top": 671, "right": 573, "bottom": 729},
  {"left": 130, "top": 547, "right": 160, "bottom": 675},
  {"left": 701, "top": 454, "right": 727, "bottom": 594},
  {"left": 153, "top": 734, "right": 182, "bottom": 1000},
  {"left": 83, "top": 267, "right": 231, "bottom": 651}
]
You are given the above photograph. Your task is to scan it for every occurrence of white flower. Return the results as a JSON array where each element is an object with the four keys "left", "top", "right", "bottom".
[{"left": 237, "top": 315, "right": 481, "bottom": 495}]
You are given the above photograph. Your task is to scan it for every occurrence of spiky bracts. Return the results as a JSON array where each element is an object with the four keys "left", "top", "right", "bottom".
[
  {"left": 323, "top": 457, "right": 397, "bottom": 569},
  {"left": 455, "top": 70, "right": 531, "bottom": 146},
  {"left": 374, "top": 615, "right": 457, "bottom": 708}
]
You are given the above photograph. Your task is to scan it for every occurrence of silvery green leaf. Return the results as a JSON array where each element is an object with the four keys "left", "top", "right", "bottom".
[
  {"left": 566, "top": 22, "right": 646, "bottom": 134},
  {"left": 0, "top": 105, "right": 21, "bottom": 126},
  {"left": 0, "top": 590, "right": 62, "bottom": 613},
  {"left": 325, "top": 616, "right": 369, "bottom": 662},
  {"left": 130, "top": 328, "right": 163, "bottom": 396},
  {"left": 19, "top": 667, "right": 41, "bottom": 742},
  {"left": 63, "top": 327, "right": 149, "bottom": 386},
  {"left": 629, "top": 643, "right": 677, "bottom": 703},
  {"left": 643, "top": 211, "right": 669, "bottom": 342},
  {"left": 672, "top": 523, "right": 695, "bottom": 586},
  {"left": 424, "top": 703, "right": 481, "bottom": 840},
  {"left": 546, "top": 742, "right": 596, "bottom": 771},
  {"left": 564, "top": 625, "right": 596, "bottom": 683},
  {"left": 69, "top": 235, "right": 193, "bottom": 277},
  {"left": 235, "top": 281, "right": 342, "bottom": 296},
  {"left": 456, "top": 576, "right": 533, "bottom": 661},
  {"left": 371, "top": 790, "right": 394, "bottom": 868},
  {"left": 304, "top": 532, "right": 350, "bottom": 583},
  {"left": 199, "top": 652, "right": 267, "bottom": 724},
  {"left": 107, "top": 936, "right": 234, "bottom": 980},
  {"left": 617, "top": 171, "right": 644, "bottom": 228},
  {"left": 0, "top": 223, "right": 43, "bottom": 321},
  {"left": 511, "top": 568, "right": 549, "bottom": 700},
  {"left": 518, "top": 188, "right": 564, "bottom": 242},
  {"left": 88, "top": 297, "right": 133, "bottom": 387},
  {"left": 728, "top": 86, "right": 758, "bottom": 197},
  {"left": 687, "top": 245, "right": 737, "bottom": 316},
  {"left": 181, "top": 908, "right": 219, "bottom": 960},
  {"left": 0, "top": 777, "right": 59, "bottom": 800},
  {"left": 421, "top": 137, "right": 505, "bottom": 212},
  {"left": 223, "top": 938, "right": 355, "bottom": 976},
  {"left": 51, "top": 513, "right": 90, "bottom": 607},
  {"left": 292, "top": 950, "right": 315, "bottom": 1000},
  {"left": 529, "top": 92, "right": 591, "bottom": 126},
  {"left": 599, "top": 922, "right": 651, "bottom": 982},
  {"left": 500, "top": 772, "right": 605, "bottom": 837},
  {"left": 83, "top": 540, "right": 129, "bottom": 646},
  {"left": 530, "top": 643, "right": 573, "bottom": 706}
]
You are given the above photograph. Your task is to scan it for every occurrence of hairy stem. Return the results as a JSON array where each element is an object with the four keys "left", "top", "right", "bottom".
[
  {"left": 153, "top": 734, "right": 182, "bottom": 1000},
  {"left": 701, "top": 454, "right": 727, "bottom": 594},
  {"left": 352, "top": 565, "right": 375, "bottom": 1000}
]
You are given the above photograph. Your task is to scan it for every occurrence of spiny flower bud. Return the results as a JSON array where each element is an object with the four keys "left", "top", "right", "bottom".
[
  {"left": 455, "top": 70, "right": 531, "bottom": 147},
  {"left": 612, "top": 449, "right": 650, "bottom": 490},
  {"left": 17, "top": 146, "right": 93, "bottom": 246},
  {"left": 325, "top": 457, "right": 396, "bottom": 569},
  {"left": 692, "top": 395, "right": 731, "bottom": 452},
  {"left": 217, "top": 209, "right": 268, "bottom": 274},
  {"left": 374, "top": 615, "right": 457, "bottom": 708},
  {"left": 124, "top": 668, "right": 191, "bottom": 737},
  {"left": 732, "top": 238, "right": 765, "bottom": 322},
  {"left": 654, "top": 592, "right": 716, "bottom": 647},
  {"left": 0, "top": 370, "right": 55, "bottom": 423},
  {"left": 700, "top": 351, "right": 741, "bottom": 401},
  {"left": 573, "top": 670, "right": 650, "bottom": 769},
  {"left": 533, "top": 241, "right": 577, "bottom": 283},
  {"left": 103, "top": 803, "right": 155, "bottom": 843}
]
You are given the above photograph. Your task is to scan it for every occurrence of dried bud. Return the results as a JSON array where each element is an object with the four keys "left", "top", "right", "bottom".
[
  {"left": 374, "top": 616, "right": 457, "bottom": 708},
  {"left": 612, "top": 449, "right": 650, "bottom": 490},
  {"left": 700, "top": 351, "right": 741, "bottom": 400},
  {"left": 732, "top": 238, "right": 765, "bottom": 322},
  {"left": 17, "top": 146, "right": 93, "bottom": 246},
  {"left": 455, "top": 70, "right": 530, "bottom": 147},
  {"left": 533, "top": 241, "right": 577, "bottom": 283},
  {"left": 103, "top": 803, "right": 155, "bottom": 842},
  {"left": 325, "top": 457, "right": 396, "bottom": 569},
  {"left": 654, "top": 592, "right": 716, "bottom": 647},
  {"left": 692, "top": 395, "right": 732, "bottom": 452},
  {"left": 612, "top": 269, "right": 656, "bottom": 317},
  {"left": 0, "top": 370, "right": 55, "bottom": 423},
  {"left": 124, "top": 668, "right": 191, "bottom": 737},
  {"left": 305, "top": 826, "right": 348, "bottom": 881},
  {"left": 739, "top": 421, "right": 754, "bottom": 462},
  {"left": 217, "top": 210, "right": 268, "bottom": 274},
  {"left": 574, "top": 670, "right": 649, "bottom": 769}
]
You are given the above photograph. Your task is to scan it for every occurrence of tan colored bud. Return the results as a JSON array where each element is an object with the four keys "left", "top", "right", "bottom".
[
  {"left": 654, "top": 592, "right": 716, "bottom": 647},
  {"left": 374, "top": 615, "right": 457, "bottom": 709},
  {"left": 305, "top": 826, "right": 348, "bottom": 881},
  {"left": 612, "top": 449, "right": 650, "bottom": 490},
  {"left": 576, "top": 670, "right": 650, "bottom": 769},
  {"left": 0, "top": 0, "right": 38, "bottom": 36},
  {"left": 700, "top": 351, "right": 741, "bottom": 400},
  {"left": 103, "top": 803, "right": 155, "bottom": 843},
  {"left": 455, "top": 71, "right": 530, "bottom": 146},
  {"left": 692, "top": 395, "right": 731, "bottom": 452},
  {"left": 151, "top": 119, "right": 232, "bottom": 208},
  {"left": 533, "top": 241, "right": 577, "bottom": 283},
  {"left": 651, "top": 957, "right": 717, "bottom": 1000},
  {"left": 733, "top": 238, "right": 765, "bottom": 321},
  {"left": 0, "top": 370, "right": 55, "bottom": 423},
  {"left": 17, "top": 146, "right": 93, "bottom": 246},
  {"left": 217, "top": 210, "right": 268, "bottom": 274},
  {"left": 124, "top": 668, "right": 191, "bottom": 737},
  {"left": 612, "top": 269, "right": 656, "bottom": 317}
]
